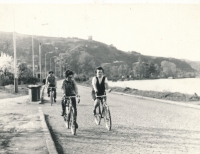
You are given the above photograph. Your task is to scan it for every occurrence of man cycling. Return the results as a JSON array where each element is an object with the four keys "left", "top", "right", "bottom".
[
  {"left": 45, "top": 71, "right": 57, "bottom": 102},
  {"left": 61, "top": 70, "right": 79, "bottom": 128},
  {"left": 92, "top": 66, "right": 111, "bottom": 115}
]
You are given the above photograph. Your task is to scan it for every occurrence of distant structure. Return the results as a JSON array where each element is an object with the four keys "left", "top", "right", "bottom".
[{"left": 88, "top": 36, "right": 92, "bottom": 41}]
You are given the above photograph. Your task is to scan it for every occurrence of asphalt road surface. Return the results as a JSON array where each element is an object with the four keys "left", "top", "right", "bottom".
[{"left": 41, "top": 80, "right": 200, "bottom": 154}]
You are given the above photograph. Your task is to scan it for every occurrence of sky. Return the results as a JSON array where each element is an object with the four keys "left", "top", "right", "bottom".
[{"left": 0, "top": 0, "right": 200, "bottom": 61}]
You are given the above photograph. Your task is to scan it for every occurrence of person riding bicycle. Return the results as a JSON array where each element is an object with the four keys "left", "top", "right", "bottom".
[
  {"left": 92, "top": 66, "right": 110, "bottom": 115},
  {"left": 61, "top": 70, "right": 79, "bottom": 128},
  {"left": 45, "top": 71, "right": 57, "bottom": 102}
]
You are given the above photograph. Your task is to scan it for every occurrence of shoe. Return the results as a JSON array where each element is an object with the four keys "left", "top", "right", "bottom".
[
  {"left": 48, "top": 94, "right": 50, "bottom": 97},
  {"left": 54, "top": 99, "right": 56, "bottom": 102},
  {"left": 61, "top": 112, "right": 65, "bottom": 116},
  {"left": 93, "top": 109, "right": 96, "bottom": 115}
]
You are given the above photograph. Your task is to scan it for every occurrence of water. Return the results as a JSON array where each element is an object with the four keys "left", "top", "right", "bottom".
[{"left": 108, "top": 78, "right": 200, "bottom": 95}]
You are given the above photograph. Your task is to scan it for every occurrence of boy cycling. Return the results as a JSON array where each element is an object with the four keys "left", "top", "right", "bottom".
[
  {"left": 92, "top": 66, "right": 111, "bottom": 115},
  {"left": 45, "top": 71, "right": 57, "bottom": 102},
  {"left": 61, "top": 70, "right": 79, "bottom": 128}
]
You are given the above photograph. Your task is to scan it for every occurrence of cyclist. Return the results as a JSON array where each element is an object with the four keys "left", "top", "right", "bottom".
[
  {"left": 45, "top": 71, "right": 57, "bottom": 102},
  {"left": 92, "top": 66, "right": 111, "bottom": 115},
  {"left": 61, "top": 70, "right": 79, "bottom": 128}
]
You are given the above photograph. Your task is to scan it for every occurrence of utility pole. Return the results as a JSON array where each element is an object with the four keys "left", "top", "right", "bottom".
[
  {"left": 39, "top": 43, "right": 42, "bottom": 82},
  {"left": 13, "top": 10, "right": 18, "bottom": 93},
  {"left": 32, "top": 35, "right": 34, "bottom": 77}
]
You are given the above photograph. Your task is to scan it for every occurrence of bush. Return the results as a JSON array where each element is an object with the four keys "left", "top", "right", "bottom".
[
  {"left": 74, "top": 74, "right": 89, "bottom": 82},
  {"left": 2, "top": 78, "right": 14, "bottom": 86},
  {"left": 19, "top": 76, "right": 39, "bottom": 84}
]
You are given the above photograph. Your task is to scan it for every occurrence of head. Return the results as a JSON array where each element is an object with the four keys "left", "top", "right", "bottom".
[
  {"left": 95, "top": 66, "right": 104, "bottom": 78},
  {"left": 49, "top": 71, "right": 54, "bottom": 77},
  {"left": 65, "top": 70, "right": 74, "bottom": 81}
]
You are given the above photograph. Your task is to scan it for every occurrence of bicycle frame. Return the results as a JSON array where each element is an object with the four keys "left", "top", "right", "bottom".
[
  {"left": 95, "top": 94, "right": 112, "bottom": 130},
  {"left": 63, "top": 95, "right": 80, "bottom": 135},
  {"left": 48, "top": 87, "right": 56, "bottom": 106},
  {"left": 96, "top": 95, "right": 108, "bottom": 112},
  {"left": 64, "top": 96, "right": 77, "bottom": 113}
]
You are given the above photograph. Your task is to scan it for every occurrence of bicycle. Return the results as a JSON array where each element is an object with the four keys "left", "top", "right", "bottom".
[
  {"left": 48, "top": 87, "right": 56, "bottom": 106},
  {"left": 63, "top": 95, "right": 80, "bottom": 135},
  {"left": 94, "top": 94, "right": 112, "bottom": 131}
]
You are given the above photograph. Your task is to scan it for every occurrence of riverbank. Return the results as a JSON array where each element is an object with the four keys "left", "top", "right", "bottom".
[{"left": 78, "top": 81, "right": 200, "bottom": 102}]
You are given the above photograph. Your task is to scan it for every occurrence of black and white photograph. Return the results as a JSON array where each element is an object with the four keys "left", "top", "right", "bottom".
[{"left": 0, "top": 0, "right": 200, "bottom": 153}]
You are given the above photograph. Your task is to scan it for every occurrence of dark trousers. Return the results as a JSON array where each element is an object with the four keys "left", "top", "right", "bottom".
[
  {"left": 62, "top": 96, "right": 77, "bottom": 118},
  {"left": 47, "top": 87, "right": 56, "bottom": 99}
]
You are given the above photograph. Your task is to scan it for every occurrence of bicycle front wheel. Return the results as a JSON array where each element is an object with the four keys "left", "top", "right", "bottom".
[
  {"left": 70, "top": 109, "right": 76, "bottom": 135},
  {"left": 64, "top": 112, "right": 70, "bottom": 129},
  {"left": 94, "top": 105, "right": 101, "bottom": 125},
  {"left": 104, "top": 107, "right": 112, "bottom": 131},
  {"left": 50, "top": 91, "right": 54, "bottom": 106}
]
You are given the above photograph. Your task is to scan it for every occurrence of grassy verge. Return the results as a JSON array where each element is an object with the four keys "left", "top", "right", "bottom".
[
  {"left": 0, "top": 85, "right": 29, "bottom": 99},
  {"left": 78, "top": 81, "right": 200, "bottom": 102}
]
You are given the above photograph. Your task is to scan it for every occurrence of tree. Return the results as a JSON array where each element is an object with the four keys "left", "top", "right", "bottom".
[
  {"left": 0, "top": 39, "right": 12, "bottom": 55},
  {"left": 148, "top": 62, "right": 156, "bottom": 77},
  {"left": 78, "top": 51, "right": 96, "bottom": 74},
  {"left": 101, "top": 63, "right": 111, "bottom": 77},
  {"left": 161, "top": 61, "right": 177, "bottom": 77},
  {"left": 18, "top": 62, "right": 32, "bottom": 79},
  {"left": 118, "top": 65, "right": 123, "bottom": 77},
  {"left": 0, "top": 52, "right": 14, "bottom": 76},
  {"left": 137, "top": 56, "right": 143, "bottom": 79},
  {"left": 110, "top": 66, "right": 118, "bottom": 78}
]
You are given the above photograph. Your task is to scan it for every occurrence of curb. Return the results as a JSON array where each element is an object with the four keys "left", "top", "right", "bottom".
[
  {"left": 38, "top": 107, "right": 58, "bottom": 154},
  {"left": 78, "top": 85, "right": 200, "bottom": 110}
]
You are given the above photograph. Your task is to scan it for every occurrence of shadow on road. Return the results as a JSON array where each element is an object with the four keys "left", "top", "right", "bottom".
[{"left": 45, "top": 114, "right": 65, "bottom": 154}]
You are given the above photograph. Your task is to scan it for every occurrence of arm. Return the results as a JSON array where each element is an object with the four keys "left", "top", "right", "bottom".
[
  {"left": 61, "top": 80, "right": 65, "bottom": 95},
  {"left": 55, "top": 76, "right": 57, "bottom": 87},
  {"left": 45, "top": 76, "right": 48, "bottom": 87},
  {"left": 73, "top": 80, "right": 79, "bottom": 95},
  {"left": 104, "top": 77, "right": 109, "bottom": 90},
  {"left": 92, "top": 77, "right": 98, "bottom": 92}
]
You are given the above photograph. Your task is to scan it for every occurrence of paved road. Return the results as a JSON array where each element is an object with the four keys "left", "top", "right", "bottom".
[{"left": 41, "top": 80, "right": 200, "bottom": 154}]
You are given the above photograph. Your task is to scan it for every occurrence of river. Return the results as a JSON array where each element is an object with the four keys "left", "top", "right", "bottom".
[{"left": 108, "top": 78, "right": 200, "bottom": 95}]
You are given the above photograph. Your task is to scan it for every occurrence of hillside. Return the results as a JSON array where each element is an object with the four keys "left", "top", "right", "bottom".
[
  {"left": 0, "top": 31, "right": 195, "bottom": 74},
  {"left": 184, "top": 60, "right": 200, "bottom": 74}
]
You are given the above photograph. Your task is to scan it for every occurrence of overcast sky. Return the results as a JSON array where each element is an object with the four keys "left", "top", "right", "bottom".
[{"left": 0, "top": 0, "right": 200, "bottom": 61}]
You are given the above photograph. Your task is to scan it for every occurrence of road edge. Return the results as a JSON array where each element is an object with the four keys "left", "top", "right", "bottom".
[
  {"left": 78, "top": 85, "right": 200, "bottom": 110},
  {"left": 38, "top": 107, "right": 58, "bottom": 154}
]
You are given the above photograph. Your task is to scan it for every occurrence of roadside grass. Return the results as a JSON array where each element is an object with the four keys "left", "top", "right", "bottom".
[
  {"left": 0, "top": 85, "right": 29, "bottom": 100},
  {"left": 78, "top": 82, "right": 200, "bottom": 102}
]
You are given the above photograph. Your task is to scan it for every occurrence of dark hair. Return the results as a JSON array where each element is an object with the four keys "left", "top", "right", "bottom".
[
  {"left": 65, "top": 69, "right": 74, "bottom": 77},
  {"left": 49, "top": 71, "right": 54, "bottom": 74},
  {"left": 95, "top": 66, "right": 104, "bottom": 73}
]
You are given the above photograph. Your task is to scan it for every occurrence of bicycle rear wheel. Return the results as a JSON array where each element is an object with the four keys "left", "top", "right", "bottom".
[
  {"left": 94, "top": 105, "right": 101, "bottom": 125},
  {"left": 104, "top": 107, "right": 112, "bottom": 131},
  {"left": 70, "top": 109, "right": 76, "bottom": 135}
]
